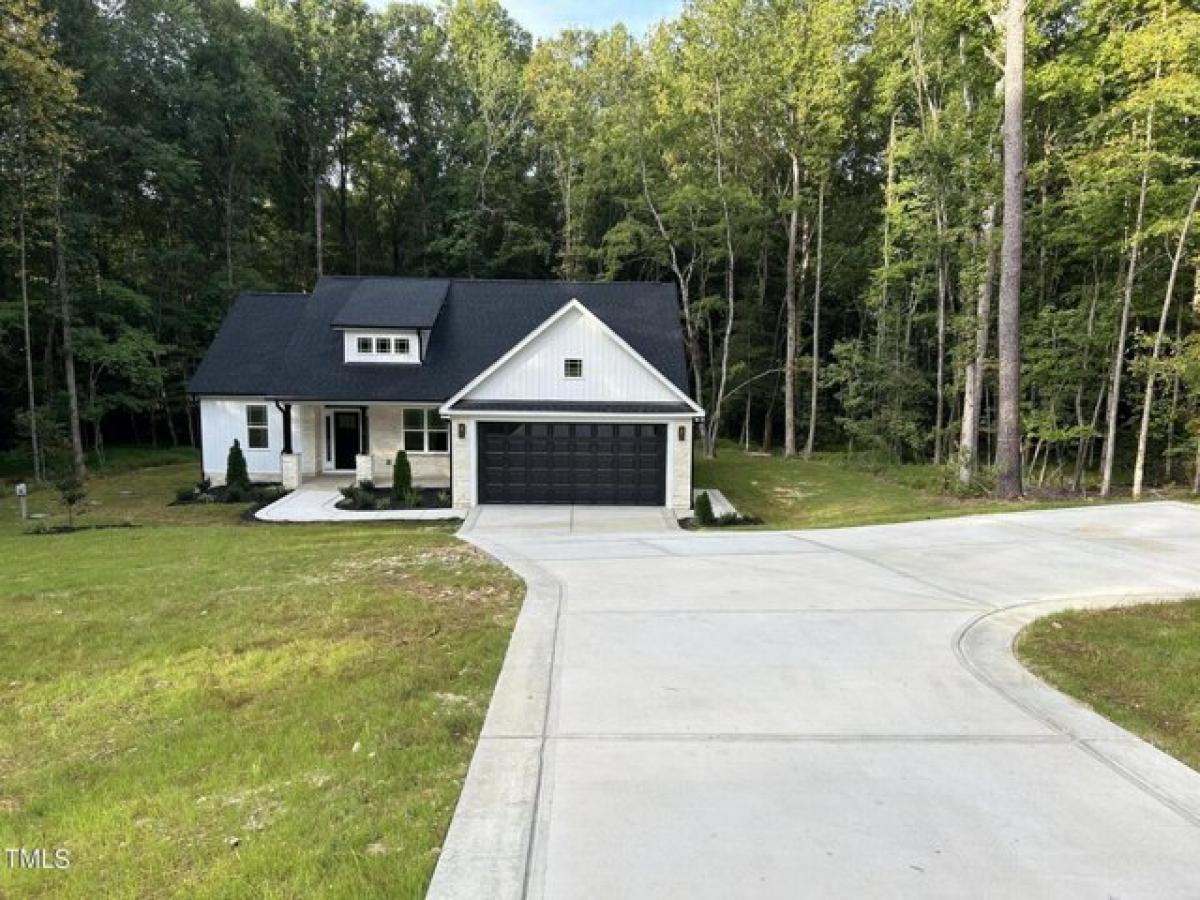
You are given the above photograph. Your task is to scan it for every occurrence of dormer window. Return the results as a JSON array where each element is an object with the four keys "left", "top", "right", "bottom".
[
  {"left": 564, "top": 358, "right": 583, "bottom": 379},
  {"left": 345, "top": 330, "right": 419, "bottom": 364}
]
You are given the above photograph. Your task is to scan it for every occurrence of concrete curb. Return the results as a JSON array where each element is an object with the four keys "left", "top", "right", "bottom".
[
  {"left": 425, "top": 513, "right": 565, "bottom": 900},
  {"left": 956, "top": 590, "right": 1200, "bottom": 826},
  {"left": 254, "top": 488, "right": 465, "bottom": 522}
]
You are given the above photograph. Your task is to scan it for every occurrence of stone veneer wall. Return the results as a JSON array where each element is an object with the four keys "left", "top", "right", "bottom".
[
  {"left": 670, "top": 419, "right": 694, "bottom": 511},
  {"left": 364, "top": 406, "right": 450, "bottom": 486},
  {"left": 451, "top": 418, "right": 472, "bottom": 508}
]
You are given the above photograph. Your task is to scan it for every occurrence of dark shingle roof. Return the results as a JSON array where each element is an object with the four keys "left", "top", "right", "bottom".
[
  {"left": 189, "top": 277, "right": 690, "bottom": 403},
  {"left": 188, "top": 293, "right": 308, "bottom": 396},
  {"left": 452, "top": 400, "right": 695, "bottom": 414},
  {"left": 329, "top": 277, "right": 448, "bottom": 328}
]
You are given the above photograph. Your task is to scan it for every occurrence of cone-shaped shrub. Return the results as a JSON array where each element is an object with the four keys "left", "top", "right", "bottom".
[
  {"left": 226, "top": 439, "right": 250, "bottom": 493},
  {"left": 392, "top": 449, "right": 412, "bottom": 502}
]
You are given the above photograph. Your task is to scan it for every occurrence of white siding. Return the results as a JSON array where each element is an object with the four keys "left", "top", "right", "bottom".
[
  {"left": 200, "top": 398, "right": 284, "bottom": 484},
  {"left": 466, "top": 306, "right": 680, "bottom": 403}
]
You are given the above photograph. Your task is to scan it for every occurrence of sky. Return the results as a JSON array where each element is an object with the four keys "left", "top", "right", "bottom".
[
  {"left": 499, "top": 0, "right": 682, "bottom": 38},
  {"left": 403, "top": 0, "right": 684, "bottom": 39}
]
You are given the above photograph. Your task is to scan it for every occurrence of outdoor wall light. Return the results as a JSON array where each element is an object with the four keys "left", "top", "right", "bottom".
[
  {"left": 678, "top": 425, "right": 686, "bottom": 441},
  {"left": 458, "top": 423, "right": 466, "bottom": 439}
]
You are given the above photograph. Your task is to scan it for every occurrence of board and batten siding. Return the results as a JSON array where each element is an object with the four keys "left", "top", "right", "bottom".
[
  {"left": 466, "top": 305, "right": 681, "bottom": 403},
  {"left": 200, "top": 398, "right": 291, "bottom": 483}
]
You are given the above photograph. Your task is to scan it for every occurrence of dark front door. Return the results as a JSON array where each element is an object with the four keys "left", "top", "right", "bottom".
[
  {"left": 332, "top": 411, "right": 361, "bottom": 470},
  {"left": 477, "top": 422, "right": 666, "bottom": 505}
]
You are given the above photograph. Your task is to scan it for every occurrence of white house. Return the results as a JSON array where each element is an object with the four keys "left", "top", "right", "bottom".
[{"left": 188, "top": 277, "right": 703, "bottom": 512}]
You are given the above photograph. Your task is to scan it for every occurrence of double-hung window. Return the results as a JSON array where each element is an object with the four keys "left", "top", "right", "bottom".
[
  {"left": 402, "top": 409, "right": 449, "bottom": 453},
  {"left": 246, "top": 404, "right": 269, "bottom": 449}
]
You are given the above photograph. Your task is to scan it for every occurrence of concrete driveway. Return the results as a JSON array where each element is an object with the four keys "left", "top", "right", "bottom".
[{"left": 429, "top": 502, "right": 1200, "bottom": 899}]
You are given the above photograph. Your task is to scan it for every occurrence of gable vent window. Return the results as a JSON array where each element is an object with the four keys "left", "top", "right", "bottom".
[
  {"left": 564, "top": 358, "right": 583, "bottom": 379},
  {"left": 246, "top": 404, "right": 269, "bottom": 449},
  {"left": 357, "top": 337, "right": 373, "bottom": 354}
]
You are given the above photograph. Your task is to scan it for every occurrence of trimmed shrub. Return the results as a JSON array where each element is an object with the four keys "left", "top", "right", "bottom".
[
  {"left": 392, "top": 450, "right": 412, "bottom": 502},
  {"left": 339, "top": 481, "right": 377, "bottom": 510},
  {"left": 225, "top": 439, "right": 250, "bottom": 493},
  {"left": 694, "top": 490, "right": 715, "bottom": 526}
]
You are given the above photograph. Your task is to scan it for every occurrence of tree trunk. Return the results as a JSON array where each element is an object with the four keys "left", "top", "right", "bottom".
[
  {"left": 18, "top": 191, "right": 42, "bottom": 482},
  {"left": 933, "top": 202, "right": 949, "bottom": 466},
  {"left": 1101, "top": 77, "right": 1157, "bottom": 497},
  {"left": 996, "top": 0, "right": 1026, "bottom": 500},
  {"left": 804, "top": 179, "right": 826, "bottom": 459},
  {"left": 958, "top": 203, "right": 997, "bottom": 483},
  {"left": 55, "top": 158, "right": 86, "bottom": 479},
  {"left": 1131, "top": 181, "right": 1200, "bottom": 498},
  {"left": 225, "top": 153, "right": 236, "bottom": 288},
  {"left": 783, "top": 153, "right": 801, "bottom": 457},
  {"left": 1164, "top": 307, "right": 1182, "bottom": 482},
  {"left": 702, "top": 77, "right": 738, "bottom": 460},
  {"left": 313, "top": 155, "right": 324, "bottom": 279},
  {"left": 877, "top": 114, "right": 897, "bottom": 360}
]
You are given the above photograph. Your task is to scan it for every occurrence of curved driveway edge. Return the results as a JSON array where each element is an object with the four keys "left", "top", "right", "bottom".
[
  {"left": 428, "top": 501, "right": 1200, "bottom": 899},
  {"left": 956, "top": 592, "right": 1200, "bottom": 826}
]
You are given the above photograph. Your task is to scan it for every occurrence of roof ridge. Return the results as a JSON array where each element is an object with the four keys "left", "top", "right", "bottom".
[{"left": 314, "top": 275, "right": 674, "bottom": 287}]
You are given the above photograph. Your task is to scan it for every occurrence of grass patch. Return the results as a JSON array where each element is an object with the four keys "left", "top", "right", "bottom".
[
  {"left": 1018, "top": 600, "right": 1200, "bottom": 772},
  {"left": 0, "top": 456, "right": 521, "bottom": 898},
  {"left": 694, "top": 445, "right": 1124, "bottom": 530}
]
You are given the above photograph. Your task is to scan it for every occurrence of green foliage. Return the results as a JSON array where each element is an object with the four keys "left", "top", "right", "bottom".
[
  {"left": 339, "top": 480, "right": 378, "bottom": 510},
  {"left": 392, "top": 449, "right": 412, "bottom": 501},
  {"left": 54, "top": 474, "right": 87, "bottom": 527},
  {"left": 694, "top": 490, "right": 715, "bottom": 526},
  {"left": 1, "top": 0, "right": 1198, "bottom": 497},
  {"left": 225, "top": 439, "right": 249, "bottom": 493}
]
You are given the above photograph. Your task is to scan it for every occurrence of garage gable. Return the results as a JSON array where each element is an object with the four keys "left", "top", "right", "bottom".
[{"left": 443, "top": 300, "right": 701, "bottom": 412}]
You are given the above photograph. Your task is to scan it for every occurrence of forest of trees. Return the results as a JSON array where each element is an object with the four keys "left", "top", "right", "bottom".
[{"left": 2, "top": 0, "right": 1198, "bottom": 498}]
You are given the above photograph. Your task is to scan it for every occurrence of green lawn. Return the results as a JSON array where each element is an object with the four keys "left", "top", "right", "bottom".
[
  {"left": 694, "top": 445, "right": 1121, "bottom": 529},
  {"left": 0, "top": 452, "right": 521, "bottom": 898},
  {"left": 1018, "top": 600, "right": 1200, "bottom": 772}
]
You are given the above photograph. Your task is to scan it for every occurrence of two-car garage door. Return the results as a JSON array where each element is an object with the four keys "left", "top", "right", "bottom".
[{"left": 477, "top": 422, "right": 666, "bottom": 505}]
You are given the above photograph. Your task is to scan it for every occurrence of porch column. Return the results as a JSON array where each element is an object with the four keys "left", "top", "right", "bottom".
[
  {"left": 276, "top": 401, "right": 300, "bottom": 490},
  {"left": 281, "top": 403, "right": 293, "bottom": 454}
]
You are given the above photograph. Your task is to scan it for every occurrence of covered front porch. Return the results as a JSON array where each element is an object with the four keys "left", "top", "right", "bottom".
[{"left": 275, "top": 401, "right": 451, "bottom": 491}]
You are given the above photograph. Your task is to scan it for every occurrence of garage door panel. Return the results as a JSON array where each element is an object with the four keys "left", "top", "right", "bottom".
[{"left": 478, "top": 421, "right": 666, "bottom": 505}]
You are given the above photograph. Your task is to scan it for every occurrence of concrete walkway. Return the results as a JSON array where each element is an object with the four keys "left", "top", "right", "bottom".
[
  {"left": 254, "top": 476, "right": 464, "bottom": 522},
  {"left": 430, "top": 501, "right": 1200, "bottom": 899}
]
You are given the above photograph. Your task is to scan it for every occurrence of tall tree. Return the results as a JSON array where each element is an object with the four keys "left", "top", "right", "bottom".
[{"left": 996, "top": 0, "right": 1026, "bottom": 498}]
